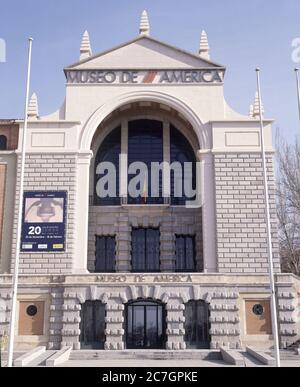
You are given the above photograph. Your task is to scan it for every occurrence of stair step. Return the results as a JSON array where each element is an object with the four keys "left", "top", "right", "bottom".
[{"left": 69, "top": 350, "right": 222, "bottom": 361}]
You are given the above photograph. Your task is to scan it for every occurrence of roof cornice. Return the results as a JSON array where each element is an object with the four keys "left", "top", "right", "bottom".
[{"left": 64, "top": 35, "right": 225, "bottom": 71}]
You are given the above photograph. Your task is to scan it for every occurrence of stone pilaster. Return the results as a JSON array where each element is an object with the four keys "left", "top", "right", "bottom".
[
  {"left": 198, "top": 151, "right": 217, "bottom": 273},
  {"left": 277, "top": 290, "right": 298, "bottom": 348},
  {"left": 105, "top": 299, "right": 125, "bottom": 350},
  {"left": 48, "top": 287, "right": 64, "bottom": 350},
  {"left": 0, "top": 290, "right": 11, "bottom": 347},
  {"left": 160, "top": 214, "right": 175, "bottom": 272},
  {"left": 116, "top": 215, "right": 131, "bottom": 272},
  {"left": 61, "top": 290, "right": 82, "bottom": 350},
  {"left": 209, "top": 290, "right": 241, "bottom": 349},
  {"left": 166, "top": 299, "right": 186, "bottom": 350}
]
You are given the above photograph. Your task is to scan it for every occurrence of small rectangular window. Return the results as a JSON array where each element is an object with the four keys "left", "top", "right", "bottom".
[
  {"left": 175, "top": 235, "right": 196, "bottom": 272},
  {"left": 132, "top": 228, "right": 160, "bottom": 272},
  {"left": 95, "top": 236, "right": 116, "bottom": 273}
]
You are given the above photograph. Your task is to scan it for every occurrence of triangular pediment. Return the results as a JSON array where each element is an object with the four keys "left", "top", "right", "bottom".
[{"left": 65, "top": 36, "right": 224, "bottom": 70}]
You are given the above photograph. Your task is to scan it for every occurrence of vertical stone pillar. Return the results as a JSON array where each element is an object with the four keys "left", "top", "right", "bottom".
[
  {"left": 73, "top": 151, "right": 93, "bottom": 274},
  {"left": 166, "top": 299, "right": 186, "bottom": 350},
  {"left": 209, "top": 290, "right": 241, "bottom": 349},
  {"left": 116, "top": 215, "right": 131, "bottom": 272},
  {"left": 277, "top": 290, "right": 298, "bottom": 348},
  {"left": 120, "top": 120, "right": 128, "bottom": 204},
  {"left": 198, "top": 151, "right": 217, "bottom": 273},
  {"left": 105, "top": 299, "right": 125, "bottom": 350},
  {"left": 160, "top": 214, "right": 175, "bottom": 272},
  {"left": 48, "top": 287, "right": 64, "bottom": 350},
  {"left": 163, "top": 121, "right": 171, "bottom": 202},
  {"left": 61, "top": 290, "right": 82, "bottom": 350},
  {"left": 0, "top": 290, "right": 11, "bottom": 350}
]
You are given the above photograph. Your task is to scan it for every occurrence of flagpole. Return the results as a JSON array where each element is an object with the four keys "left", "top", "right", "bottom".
[
  {"left": 294, "top": 68, "right": 300, "bottom": 123},
  {"left": 7, "top": 38, "right": 33, "bottom": 368},
  {"left": 256, "top": 68, "right": 281, "bottom": 368}
]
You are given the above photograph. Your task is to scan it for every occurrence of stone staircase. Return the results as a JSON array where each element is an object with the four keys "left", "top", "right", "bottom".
[
  {"left": 69, "top": 349, "right": 222, "bottom": 361},
  {"left": 279, "top": 350, "right": 300, "bottom": 361}
]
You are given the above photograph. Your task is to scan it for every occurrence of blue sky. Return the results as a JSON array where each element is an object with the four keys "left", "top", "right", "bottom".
[{"left": 0, "top": 0, "right": 300, "bottom": 141}]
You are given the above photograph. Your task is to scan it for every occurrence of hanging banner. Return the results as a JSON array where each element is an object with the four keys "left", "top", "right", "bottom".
[{"left": 21, "top": 191, "right": 67, "bottom": 252}]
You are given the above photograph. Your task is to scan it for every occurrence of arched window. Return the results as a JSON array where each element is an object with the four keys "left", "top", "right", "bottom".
[
  {"left": 94, "top": 127, "right": 121, "bottom": 205},
  {"left": 0, "top": 135, "right": 7, "bottom": 151},
  {"left": 184, "top": 300, "right": 211, "bottom": 349},
  {"left": 80, "top": 301, "right": 106, "bottom": 349},
  {"left": 93, "top": 120, "right": 197, "bottom": 206},
  {"left": 125, "top": 300, "right": 166, "bottom": 349},
  {"left": 128, "top": 119, "right": 163, "bottom": 205},
  {"left": 170, "top": 126, "right": 196, "bottom": 205}
]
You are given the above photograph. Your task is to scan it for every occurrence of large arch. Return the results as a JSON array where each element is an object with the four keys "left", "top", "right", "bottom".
[
  {"left": 80, "top": 90, "right": 208, "bottom": 151},
  {"left": 74, "top": 91, "right": 217, "bottom": 275}
]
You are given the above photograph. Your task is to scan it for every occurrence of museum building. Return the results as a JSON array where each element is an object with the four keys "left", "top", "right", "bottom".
[{"left": 0, "top": 11, "right": 299, "bottom": 352}]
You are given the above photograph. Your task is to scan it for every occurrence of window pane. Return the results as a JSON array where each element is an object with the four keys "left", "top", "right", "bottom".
[
  {"left": 170, "top": 126, "right": 196, "bottom": 206},
  {"left": 106, "top": 237, "right": 116, "bottom": 272},
  {"left": 175, "top": 236, "right": 185, "bottom": 271},
  {"left": 132, "top": 229, "right": 146, "bottom": 272},
  {"left": 127, "top": 306, "right": 133, "bottom": 347},
  {"left": 94, "top": 127, "right": 121, "bottom": 206},
  {"left": 146, "top": 229, "right": 160, "bottom": 271},
  {"left": 94, "top": 301, "right": 106, "bottom": 345},
  {"left": 146, "top": 306, "right": 158, "bottom": 348},
  {"left": 95, "top": 236, "right": 116, "bottom": 273},
  {"left": 133, "top": 306, "right": 145, "bottom": 348},
  {"left": 176, "top": 236, "right": 196, "bottom": 272},
  {"left": 186, "top": 236, "right": 196, "bottom": 271},
  {"left": 128, "top": 120, "right": 163, "bottom": 204},
  {"left": 95, "top": 237, "right": 106, "bottom": 272},
  {"left": 132, "top": 229, "right": 160, "bottom": 272}
]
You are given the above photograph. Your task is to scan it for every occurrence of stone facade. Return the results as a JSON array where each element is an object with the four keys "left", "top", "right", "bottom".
[
  {"left": 11, "top": 154, "right": 78, "bottom": 274},
  {"left": 215, "top": 153, "right": 280, "bottom": 274},
  {"left": 0, "top": 274, "right": 299, "bottom": 351},
  {"left": 88, "top": 206, "right": 203, "bottom": 273},
  {"left": 0, "top": 19, "right": 300, "bottom": 355}
]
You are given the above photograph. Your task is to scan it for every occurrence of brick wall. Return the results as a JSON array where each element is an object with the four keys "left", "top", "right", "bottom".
[
  {"left": 0, "top": 124, "right": 19, "bottom": 150},
  {"left": 10, "top": 154, "right": 77, "bottom": 274},
  {"left": 214, "top": 153, "right": 280, "bottom": 274}
]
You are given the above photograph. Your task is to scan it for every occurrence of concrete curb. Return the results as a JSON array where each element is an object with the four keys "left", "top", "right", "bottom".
[
  {"left": 46, "top": 346, "right": 72, "bottom": 367},
  {"left": 246, "top": 346, "right": 276, "bottom": 366},
  {"left": 14, "top": 346, "right": 46, "bottom": 367},
  {"left": 220, "top": 347, "right": 245, "bottom": 366}
]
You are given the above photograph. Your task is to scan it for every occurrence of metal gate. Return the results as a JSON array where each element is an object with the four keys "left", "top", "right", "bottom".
[
  {"left": 184, "top": 300, "right": 211, "bottom": 349},
  {"left": 80, "top": 301, "right": 106, "bottom": 349}
]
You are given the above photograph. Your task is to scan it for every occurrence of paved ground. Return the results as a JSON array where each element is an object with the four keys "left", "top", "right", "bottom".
[
  {"left": 2, "top": 351, "right": 300, "bottom": 367},
  {"left": 57, "top": 358, "right": 300, "bottom": 368},
  {"left": 57, "top": 359, "right": 234, "bottom": 368}
]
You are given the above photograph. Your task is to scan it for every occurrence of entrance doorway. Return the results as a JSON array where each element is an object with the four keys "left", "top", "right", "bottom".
[
  {"left": 126, "top": 300, "right": 166, "bottom": 349},
  {"left": 80, "top": 301, "right": 106, "bottom": 349}
]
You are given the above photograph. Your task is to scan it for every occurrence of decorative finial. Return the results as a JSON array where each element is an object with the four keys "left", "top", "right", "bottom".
[
  {"left": 140, "top": 10, "right": 150, "bottom": 36},
  {"left": 28, "top": 93, "right": 39, "bottom": 119},
  {"left": 251, "top": 91, "right": 264, "bottom": 118},
  {"left": 249, "top": 104, "right": 254, "bottom": 118},
  {"left": 80, "top": 30, "right": 92, "bottom": 60},
  {"left": 199, "top": 30, "right": 210, "bottom": 60}
]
